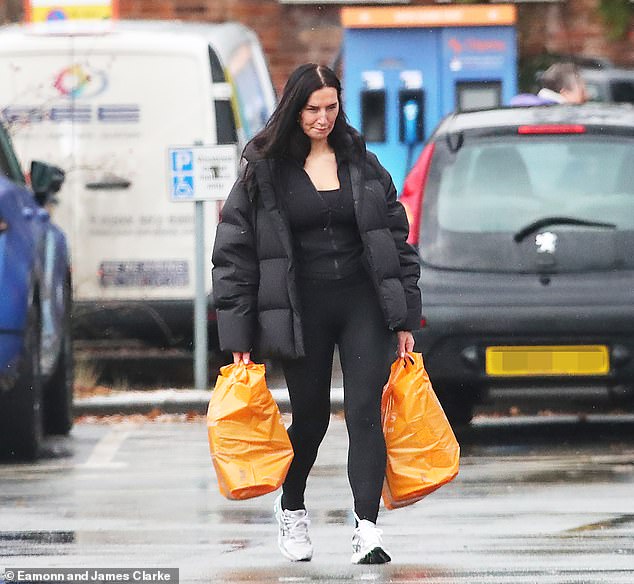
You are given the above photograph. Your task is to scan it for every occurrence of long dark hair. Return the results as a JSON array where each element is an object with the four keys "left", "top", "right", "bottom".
[{"left": 245, "top": 63, "right": 365, "bottom": 164}]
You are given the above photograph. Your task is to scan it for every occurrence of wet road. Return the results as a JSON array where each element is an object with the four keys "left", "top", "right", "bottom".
[{"left": 1, "top": 413, "right": 633, "bottom": 584}]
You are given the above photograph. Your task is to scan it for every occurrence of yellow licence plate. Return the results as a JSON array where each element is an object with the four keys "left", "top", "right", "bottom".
[{"left": 485, "top": 345, "right": 610, "bottom": 377}]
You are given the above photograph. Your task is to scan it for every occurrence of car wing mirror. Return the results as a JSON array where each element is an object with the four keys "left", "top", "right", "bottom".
[{"left": 30, "top": 160, "right": 66, "bottom": 206}]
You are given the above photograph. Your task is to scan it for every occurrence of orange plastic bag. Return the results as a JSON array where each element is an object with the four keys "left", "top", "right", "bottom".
[
  {"left": 207, "top": 362, "right": 294, "bottom": 500},
  {"left": 381, "top": 353, "right": 460, "bottom": 509}
]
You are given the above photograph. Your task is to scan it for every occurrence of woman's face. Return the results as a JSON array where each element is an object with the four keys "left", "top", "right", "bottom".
[{"left": 299, "top": 87, "right": 339, "bottom": 143}]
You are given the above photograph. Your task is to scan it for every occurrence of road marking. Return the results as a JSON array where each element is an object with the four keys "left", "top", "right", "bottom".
[{"left": 80, "top": 425, "right": 136, "bottom": 468}]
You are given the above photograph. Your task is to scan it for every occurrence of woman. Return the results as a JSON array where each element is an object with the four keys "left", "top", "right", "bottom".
[{"left": 212, "top": 64, "right": 421, "bottom": 564}]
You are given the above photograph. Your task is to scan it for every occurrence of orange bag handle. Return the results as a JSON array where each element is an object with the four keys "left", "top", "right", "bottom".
[
  {"left": 402, "top": 353, "right": 416, "bottom": 368},
  {"left": 389, "top": 353, "right": 416, "bottom": 381},
  {"left": 221, "top": 360, "right": 262, "bottom": 384}
]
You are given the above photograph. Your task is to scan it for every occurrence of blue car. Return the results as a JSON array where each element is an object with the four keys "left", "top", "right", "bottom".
[{"left": 0, "top": 120, "right": 72, "bottom": 460}]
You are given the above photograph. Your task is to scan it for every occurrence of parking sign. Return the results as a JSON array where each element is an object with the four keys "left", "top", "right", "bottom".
[{"left": 168, "top": 145, "right": 238, "bottom": 202}]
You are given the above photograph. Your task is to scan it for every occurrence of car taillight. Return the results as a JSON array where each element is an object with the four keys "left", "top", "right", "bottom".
[
  {"left": 399, "top": 142, "right": 435, "bottom": 246},
  {"left": 518, "top": 124, "right": 586, "bottom": 135}
]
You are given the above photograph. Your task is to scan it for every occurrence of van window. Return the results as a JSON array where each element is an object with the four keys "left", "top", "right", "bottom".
[
  {"left": 208, "top": 45, "right": 238, "bottom": 144},
  {"left": 214, "top": 99, "right": 238, "bottom": 144},
  {"left": 208, "top": 46, "right": 226, "bottom": 83},
  {"left": 228, "top": 43, "right": 270, "bottom": 137}
]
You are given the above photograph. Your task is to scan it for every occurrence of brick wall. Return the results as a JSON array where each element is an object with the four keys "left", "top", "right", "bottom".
[
  {"left": 2, "top": 1, "right": 633, "bottom": 91},
  {"left": 117, "top": 1, "right": 634, "bottom": 91},
  {"left": 118, "top": 0, "right": 343, "bottom": 93},
  {"left": 0, "top": 0, "right": 22, "bottom": 23},
  {"left": 517, "top": 0, "right": 634, "bottom": 66}
]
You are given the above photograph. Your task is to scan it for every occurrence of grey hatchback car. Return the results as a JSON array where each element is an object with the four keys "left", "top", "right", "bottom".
[{"left": 400, "top": 103, "right": 634, "bottom": 425}]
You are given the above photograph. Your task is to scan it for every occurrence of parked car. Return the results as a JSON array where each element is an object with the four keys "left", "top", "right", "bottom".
[
  {"left": 399, "top": 103, "right": 634, "bottom": 425},
  {"left": 581, "top": 66, "right": 634, "bottom": 104},
  {"left": 0, "top": 120, "right": 72, "bottom": 460}
]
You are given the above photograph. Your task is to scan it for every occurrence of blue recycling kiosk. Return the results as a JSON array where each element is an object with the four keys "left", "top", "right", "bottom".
[{"left": 342, "top": 4, "right": 517, "bottom": 191}]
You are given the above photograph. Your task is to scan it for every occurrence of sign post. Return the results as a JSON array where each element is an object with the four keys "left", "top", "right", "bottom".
[{"left": 168, "top": 144, "right": 238, "bottom": 390}]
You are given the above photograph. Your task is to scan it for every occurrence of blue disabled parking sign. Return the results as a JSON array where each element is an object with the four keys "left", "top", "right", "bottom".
[
  {"left": 172, "top": 175, "right": 194, "bottom": 199},
  {"left": 168, "top": 145, "right": 237, "bottom": 202},
  {"left": 170, "top": 149, "right": 195, "bottom": 200}
]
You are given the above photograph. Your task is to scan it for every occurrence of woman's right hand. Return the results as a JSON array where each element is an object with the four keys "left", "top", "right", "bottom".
[{"left": 232, "top": 351, "right": 251, "bottom": 365}]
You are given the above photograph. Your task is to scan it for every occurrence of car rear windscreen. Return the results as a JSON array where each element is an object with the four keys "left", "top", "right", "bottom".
[
  {"left": 421, "top": 134, "right": 634, "bottom": 272},
  {"left": 610, "top": 80, "right": 634, "bottom": 104}
]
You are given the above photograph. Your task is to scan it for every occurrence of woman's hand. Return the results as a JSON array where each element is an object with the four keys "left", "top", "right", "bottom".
[
  {"left": 232, "top": 351, "right": 251, "bottom": 365},
  {"left": 396, "top": 331, "right": 415, "bottom": 358}
]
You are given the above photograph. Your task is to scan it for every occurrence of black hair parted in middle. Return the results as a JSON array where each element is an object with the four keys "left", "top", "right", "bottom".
[{"left": 245, "top": 63, "right": 365, "bottom": 165}]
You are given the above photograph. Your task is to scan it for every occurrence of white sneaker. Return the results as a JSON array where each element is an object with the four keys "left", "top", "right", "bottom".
[
  {"left": 351, "top": 515, "right": 391, "bottom": 565},
  {"left": 273, "top": 493, "right": 313, "bottom": 561}
]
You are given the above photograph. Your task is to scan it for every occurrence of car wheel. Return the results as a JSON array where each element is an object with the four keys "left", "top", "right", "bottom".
[
  {"left": 0, "top": 305, "right": 43, "bottom": 460},
  {"left": 43, "top": 283, "right": 74, "bottom": 435}
]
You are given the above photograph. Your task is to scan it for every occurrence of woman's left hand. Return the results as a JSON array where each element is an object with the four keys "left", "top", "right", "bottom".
[{"left": 396, "top": 331, "right": 415, "bottom": 358}]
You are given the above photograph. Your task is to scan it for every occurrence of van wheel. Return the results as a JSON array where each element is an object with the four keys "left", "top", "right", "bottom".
[
  {"left": 0, "top": 306, "right": 43, "bottom": 460},
  {"left": 43, "top": 286, "right": 74, "bottom": 435}
]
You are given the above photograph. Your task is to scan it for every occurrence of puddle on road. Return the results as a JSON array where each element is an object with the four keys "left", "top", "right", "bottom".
[
  {"left": 324, "top": 509, "right": 349, "bottom": 524},
  {"left": 219, "top": 538, "right": 250, "bottom": 553},
  {"left": 0, "top": 531, "right": 75, "bottom": 544},
  {"left": 0, "top": 530, "right": 252, "bottom": 554},
  {"left": 217, "top": 509, "right": 273, "bottom": 524},
  {"left": 0, "top": 531, "right": 75, "bottom": 556},
  {"left": 522, "top": 466, "right": 634, "bottom": 484},
  {"left": 219, "top": 565, "right": 452, "bottom": 583},
  {"left": 215, "top": 508, "right": 351, "bottom": 526},
  {"left": 567, "top": 513, "right": 634, "bottom": 533}
]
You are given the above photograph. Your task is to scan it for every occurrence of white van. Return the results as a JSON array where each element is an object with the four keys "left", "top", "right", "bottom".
[{"left": 0, "top": 20, "right": 276, "bottom": 346}]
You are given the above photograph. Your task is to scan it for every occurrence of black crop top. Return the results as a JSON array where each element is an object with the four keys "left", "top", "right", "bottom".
[{"left": 282, "top": 161, "right": 365, "bottom": 280}]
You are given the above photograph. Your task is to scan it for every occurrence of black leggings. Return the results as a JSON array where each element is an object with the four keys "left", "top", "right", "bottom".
[{"left": 280, "top": 273, "right": 394, "bottom": 523}]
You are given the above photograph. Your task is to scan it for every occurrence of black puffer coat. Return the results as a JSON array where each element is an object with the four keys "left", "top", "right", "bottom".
[{"left": 212, "top": 148, "right": 421, "bottom": 359}]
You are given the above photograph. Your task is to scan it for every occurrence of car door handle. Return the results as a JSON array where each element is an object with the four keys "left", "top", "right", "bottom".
[{"left": 85, "top": 176, "right": 131, "bottom": 190}]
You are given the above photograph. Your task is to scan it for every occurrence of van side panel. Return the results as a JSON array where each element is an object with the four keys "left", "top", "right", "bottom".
[
  {"left": 0, "top": 23, "right": 277, "bottom": 343},
  {"left": 0, "top": 47, "right": 217, "bottom": 303}
]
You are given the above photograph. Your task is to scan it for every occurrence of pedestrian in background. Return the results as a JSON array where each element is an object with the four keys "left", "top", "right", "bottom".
[
  {"left": 510, "top": 62, "right": 588, "bottom": 106},
  {"left": 212, "top": 63, "right": 421, "bottom": 564}
]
